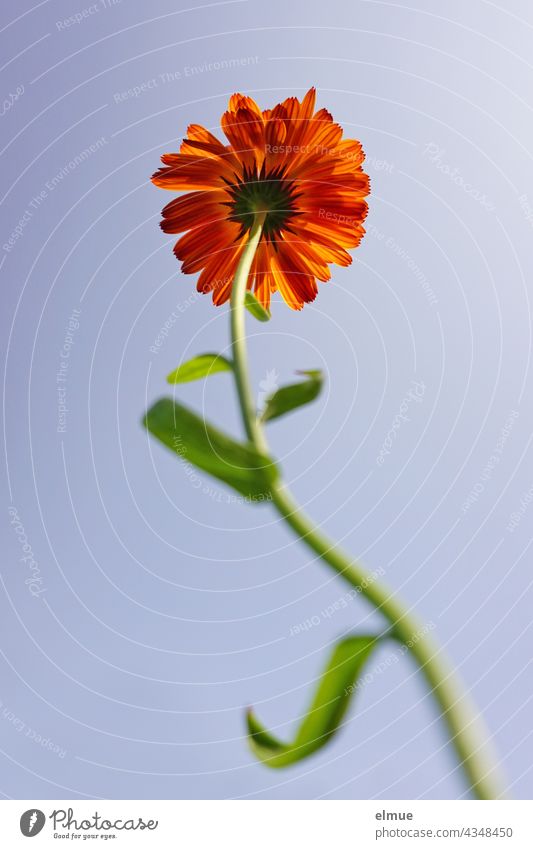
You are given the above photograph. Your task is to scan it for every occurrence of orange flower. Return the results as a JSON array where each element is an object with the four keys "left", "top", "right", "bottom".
[{"left": 152, "top": 88, "right": 370, "bottom": 310}]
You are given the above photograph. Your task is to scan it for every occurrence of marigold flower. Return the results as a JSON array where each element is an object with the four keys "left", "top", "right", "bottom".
[{"left": 152, "top": 88, "right": 370, "bottom": 310}]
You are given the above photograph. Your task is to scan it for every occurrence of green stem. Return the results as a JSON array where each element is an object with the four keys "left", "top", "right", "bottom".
[
  {"left": 230, "top": 211, "right": 268, "bottom": 455},
  {"left": 230, "top": 217, "right": 506, "bottom": 800}
]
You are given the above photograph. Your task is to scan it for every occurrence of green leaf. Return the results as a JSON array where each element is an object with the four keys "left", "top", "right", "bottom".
[
  {"left": 247, "top": 635, "right": 379, "bottom": 767},
  {"left": 143, "top": 398, "right": 278, "bottom": 501},
  {"left": 245, "top": 291, "right": 271, "bottom": 322},
  {"left": 166, "top": 353, "right": 232, "bottom": 384},
  {"left": 262, "top": 370, "right": 323, "bottom": 422}
]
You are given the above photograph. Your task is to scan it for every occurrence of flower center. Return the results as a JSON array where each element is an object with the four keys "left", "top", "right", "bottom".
[{"left": 225, "top": 165, "right": 299, "bottom": 238}]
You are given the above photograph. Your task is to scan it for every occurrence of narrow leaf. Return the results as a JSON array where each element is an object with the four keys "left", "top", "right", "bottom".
[
  {"left": 245, "top": 291, "right": 271, "bottom": 322},
  {"left": 166, "top": 353, "right": 232, "bottom": 384},
  {"left": 247, "top": 635, "right": 379, "bottom": 767},
  {"left": 143, "top": 399, "right": 279, "bottom": 500},
  {"left": 262, "top": 370, "right": 323, "bottom": 422}
]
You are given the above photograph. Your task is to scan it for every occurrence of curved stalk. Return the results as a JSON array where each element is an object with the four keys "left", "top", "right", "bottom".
[
  {"left": 230, "top": 211, "right": 268, "bottom": 454},
  {"left": 229, "top": 217, "right": 506, "bottom": 800}
]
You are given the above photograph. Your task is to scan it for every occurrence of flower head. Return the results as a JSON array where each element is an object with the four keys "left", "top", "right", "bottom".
[{"left": 152, "top": 88, "right": 370, "bottom": 310}]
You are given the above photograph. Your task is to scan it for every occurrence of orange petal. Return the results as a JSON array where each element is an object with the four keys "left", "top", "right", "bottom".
[
  {"left": 270, "top": 247, "right": 317, "bottom": 310},
  {"left": 288, "top": 88, "right": 318, "bottom": 147},
  {"left": 276, "top": 97, "right": 301, "bottom": 146},
  {"left": 331, "top": 138, "right": 365, "bottom": 170},
  {"left": 265, "top": 117, "right": 287, "bottom": 150},
  {"left": 160, "top": 190, "right": 228, "bottom": 234},
  {"left": 211, "top": 239, "right": 247, "bottom": 304},
  {"left": 196, "top": 237, "right": 244, "bottom": 294},
  {"left": 308, "top": 242, "right": 353, "bottom": 266},
  {"left": 221, "top": 104, "right": 265, "bottom": 169},
  {"left": 174, "top": 220, "right": 241, "bottom": 273},
  {"left": 299, "top": 87, "right": 317, "bottom": 119},
  {"left": 251, "top": 242, "right": 273, "bottom": 310},
  {"left": 228, "top": 93, "right": 263, "bottom": 117},
  {"left": 186, "top": 123, "right": 225, "bottom": 145},
  {"left": 152, "top": 154, "right": 232, "bottom": 191},
  {"left": 278, "top": 234, "right": 331, "bottom": 281}
]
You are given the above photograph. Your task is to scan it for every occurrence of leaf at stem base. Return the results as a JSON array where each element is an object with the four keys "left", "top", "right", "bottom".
[
  {"left": 143, "top": 398, "right": 278, "bottom": 501},
  {"left": 261, "top": 369, "right": 323, "bottom": 422},
  {"left": 246, "top": 635, "right": 380, "bottom": 767},
  {"left": 245, "top": 291, "right": 271, "bottom": 322},
  {"left": 166, "top": 353, "right": 232, "bottom": 384}
]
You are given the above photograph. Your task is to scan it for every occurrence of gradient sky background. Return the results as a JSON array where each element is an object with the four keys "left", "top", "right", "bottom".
[{"left": 1, "top": 0, "right": 533, "bottom": 800}]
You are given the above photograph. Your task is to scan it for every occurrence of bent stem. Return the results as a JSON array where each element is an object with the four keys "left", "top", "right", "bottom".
[
  {"left": 230, "top": 211, "right": 268, "bottom": 455},
  {"left": 229, "top": 216, "right": 506, "bottom": 801}
]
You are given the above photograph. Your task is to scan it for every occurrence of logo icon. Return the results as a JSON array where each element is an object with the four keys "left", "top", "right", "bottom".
[
  {"left": 257, "top": 368, "right": 279, "bottom": 416},
  {"left": 20, "top": 810, "right": 46, "bottom": 837}
]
